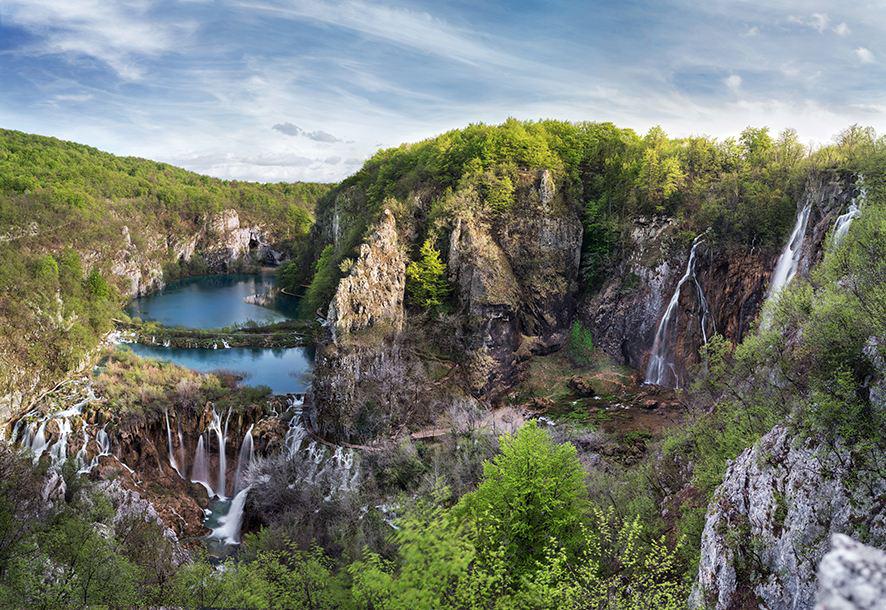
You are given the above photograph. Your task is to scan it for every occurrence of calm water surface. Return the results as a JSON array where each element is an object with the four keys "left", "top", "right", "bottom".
[
  {"left": 125, "top": 273, "right": 298, "bottom": 329},
  {"left": 123, "top": 273, "right": 312, "bottom": 394}
]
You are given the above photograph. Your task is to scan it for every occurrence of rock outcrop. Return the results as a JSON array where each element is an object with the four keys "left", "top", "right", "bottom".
[
  {"left": 311, "top": 169, "right": 582, "bottom": 441},
  {"left": 448, "top": 169, "right": 582, "bottom": 395},
  {"left": 582, "top": 171, "right": 859, "bottom": 384},
  {"left": 691, "top": 425, "right": 885, "bottom": 610},
  {"left": 327, "top": 209, "right": 406, "bottom": 341},
  {"left": 815, "top": 534, "right": 886, "bottom": 610}
]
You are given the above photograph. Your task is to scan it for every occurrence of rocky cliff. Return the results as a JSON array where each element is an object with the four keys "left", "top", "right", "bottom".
[
  {"left": 690, "top": 425, "right": 885, "bottom": 610},
  {"left": 310, "top": 169, "right": 582, "bottom": 442},
  {"left": 581, "top": 171, "right": 859, "bottom": 386}
]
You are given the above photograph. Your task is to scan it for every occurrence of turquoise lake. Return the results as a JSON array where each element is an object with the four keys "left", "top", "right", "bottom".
[{"left": 123, "top": 274, "right": 312, "bottom": 394}]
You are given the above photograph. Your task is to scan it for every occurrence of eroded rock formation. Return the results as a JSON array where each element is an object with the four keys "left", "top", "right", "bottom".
[{"left": 690, "top": 425, "right": 885, "bottom": 610}]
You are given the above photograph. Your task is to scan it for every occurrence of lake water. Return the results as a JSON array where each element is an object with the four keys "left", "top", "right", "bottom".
[
  {"left": 125, "top": 273, "right": 298, "bottom": 329},
  {"left": 122, "top": 274, "right": 313, "bottom": 394}
]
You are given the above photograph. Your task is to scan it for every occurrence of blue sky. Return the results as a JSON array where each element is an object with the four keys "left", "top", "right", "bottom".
[{"left": 1, "top": 0, "right": 884, "bottom": 182}]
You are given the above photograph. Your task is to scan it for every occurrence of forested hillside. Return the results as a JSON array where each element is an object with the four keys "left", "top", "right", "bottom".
[
  {"left": 0, "top": 129, "right": 330, "bottom": 420},
  {"left": 0, "top": 122, "right": 882, "bottom": 608}
]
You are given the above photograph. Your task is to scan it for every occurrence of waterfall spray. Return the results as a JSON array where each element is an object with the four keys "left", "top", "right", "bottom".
[
  {"left": 208, "top": 409, "right": 228, "bottom": 499},
  {"left": 644, "top": 234, "right": 712, "bottom": 388},
  {"left": 191, "top": 434, "right": 214, "bottom": 497},
  {"left": 762, "top": 202, "right": 812, "bottom": 328},
  {"left": 233, "top": 425, "right": 255, "bottom": 495},
  {"left": 165, "top": 409, "right": 184, "bottom": 478}
]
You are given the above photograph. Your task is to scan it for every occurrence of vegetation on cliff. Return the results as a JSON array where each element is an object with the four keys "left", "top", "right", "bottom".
[
  {"left": 0, "top": 129, "right": 329, "bottom": 410},
  {"left": 284, "top": 120, "right": 876, "bottom": 315}
]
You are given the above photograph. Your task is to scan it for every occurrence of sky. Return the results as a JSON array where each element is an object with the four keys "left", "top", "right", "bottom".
[{"left": 1, "top": 0, "right": 884, "bottom": 183}]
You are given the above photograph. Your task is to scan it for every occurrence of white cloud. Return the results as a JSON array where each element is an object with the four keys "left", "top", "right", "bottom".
[
  {"left": 789, "top": 13, "right": 830, "bottom": 34},
  {"left": 855, "top": 47, "right": 875, "bottom": 64},
  {"left": 724, "top": 74, "right": 742, "bottom": 92},
  {"left": 0, "top": 0, "right": 193, "bottom": 79},
  {"left": 744, "top": 26, "right": 760, "bottom": 37},
  {"left": 833, "top": 22, "right": 850, "bottom": 36},
  {"left": 239, "top": 0, "right": 521, "bottom": 70}
]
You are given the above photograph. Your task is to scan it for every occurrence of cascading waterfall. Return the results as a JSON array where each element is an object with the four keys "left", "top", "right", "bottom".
[
  {"left": 210, "top": 487, "right": 250, "bottom": 545},
  {"left": 233, "top": 424, "right": 255, "bottom": 495},
  {"left": 48, "top": 419, "right": 72, "bottom": 465},
  {"left": 30, "top": 421, "right": 48, "bottom": 464},
  {"left": 644, "top": 234, "right": 712, "bottom": 388},
  {"left": 207, "top": 408, "right": 228, "bottom": 499},
  {"left": 165, "top": 409, "right": 184, "bottom": 478},
  {"left": 176, "top": 421, "right": 187, "bottom": 474},
  {"left": 763, "top": 201, "right": 812, "bottom": 319},
  {"left": 191, "top": 434, "right": 214, "bottom": 496},
  {"left": 833, "top": 203, "right": 860, "bottom": 244},
  {"left": 75, "top": 429, "right": 89, "bottom": 470}
]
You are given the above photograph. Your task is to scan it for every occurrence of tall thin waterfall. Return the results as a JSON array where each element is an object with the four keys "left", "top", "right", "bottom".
[
  {"left": 764, "top": 202, "right": 812, "bottom": 311},
  {"left": 233, "top": 425, "right": 255, "bottom": 495},
  {"left": 165, "top": 409, "right": 183, "bottom": 478},
  {"left": 176, "top": 421, "right": 187, "bottom": 473},
  {"left": 644, "top": 234, "right": 711, "bottom": 388},
  {"left": 191, "top": 434, "right": 213, "bottom": 496},
  {"left": 833, "top": 182, "right": 866, "bottom": 246},
  {"left": 209, "top": 409, "right": 228, "bottom": 499}
]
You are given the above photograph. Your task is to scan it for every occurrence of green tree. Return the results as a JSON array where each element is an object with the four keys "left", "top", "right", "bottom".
[
  {"left": 456, "top": 422, "right": 589, "bottom": 575},
  {"left": 405, "top": 239, "right": 450, "bottom": 309}
]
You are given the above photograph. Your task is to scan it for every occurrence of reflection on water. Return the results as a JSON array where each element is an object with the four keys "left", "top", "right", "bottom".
[
  {"left": 125, "top": 343, "right": 314, "bottom": 395},
  {"left": 123, "top": 273, "right": 312, "bottom": 394},
  {"left": 126, "top": 273, "right": 298, "bottom": 329}
]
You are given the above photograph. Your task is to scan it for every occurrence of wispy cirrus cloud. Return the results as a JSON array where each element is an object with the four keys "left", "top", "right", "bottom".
[
  {"left": 0, "top": 0, "right": 194, "bottom": 79},
  {"left": 0, "top": 0, "right": 884, "bottom": 182}
]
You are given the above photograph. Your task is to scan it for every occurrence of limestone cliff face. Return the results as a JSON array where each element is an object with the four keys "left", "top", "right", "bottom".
[
  {"left": 109, "top": 208, "right": 284, "bottom": 298},
  {"left": 326, "top": 209, "right": 406, "bottom": 341},
  {"left": 311, "top": 169, "right": 582, "bottom": 441},
  {"left": 448, "top": 170, "right": 582, "bottom": 395},
  {"left": 581, "top": 171, "right": 859, "bottom": 384},
  {"left": 690, "top": 425, "right": 885, "bottom": 610}
]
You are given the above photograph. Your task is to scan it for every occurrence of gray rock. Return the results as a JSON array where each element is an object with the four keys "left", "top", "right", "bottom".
[
  {"left": 815, "top": 534, "right": 886, "bottom": 610},
  {"left": 691, "top": 426, "right": 885, "bottom": 610}
]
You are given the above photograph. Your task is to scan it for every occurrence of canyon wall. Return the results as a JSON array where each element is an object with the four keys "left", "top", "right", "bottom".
[
  {"left": 311, "top": 169, "right": 582, "bottom": 442},
  {"left": 581, "top": 171, "right": 859, "bottom": 386}
]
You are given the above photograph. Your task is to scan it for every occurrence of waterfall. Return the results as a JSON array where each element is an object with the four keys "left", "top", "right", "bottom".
[
  {"left": 176, "top": 421, "right": 187, "bottom": 473},
  {"left": 84, "top": 426, "right": 112, "bottom": 472},
  {"left": 165, "top": 409, "right": 184, "bottom": 478},
  {"left": 48, "top": 419, "right": 72, "bottom": 465},
  {"left": 191, "top": 434, "right": 214, "bottom": 497},
  {"left": 833, "top": 203, "right": 860, "bottom": 244},
  {"left": 208, "top": 408, "right": 229, "bottom": 499},
  {"left": 644, "top": 234, "right": 711, "bottom": 388},
  {"left": 75, "top": 429, "right": 89, "bottom": 471},
  {"left": 30, "top": 421, "right": 48, "bottom": 464},
  {"left": 233, "top": 425, "right": 255, "bottom": 495},
  {"left": 210, "top": 487, "right": 250, "bottom": 545},
  {"left": 764, "top": 202, "right": 812, "bottom": 312}
]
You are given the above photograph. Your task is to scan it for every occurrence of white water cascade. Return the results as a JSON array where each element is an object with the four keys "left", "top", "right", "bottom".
[
  {"left": 48, "top": 419, "right": 72, "bottom": 465},
  {"left": 233, "top": 425, "right": 255, "bottom": 495},
  {"left": 29, "top": 421, "right": 49, "bottom": 464},
  {"left": 207, "top": 408, "right": 229, "bottom": 499},
  {"left": 191, "top": 434, "right": 214, "bottom": 496},
  {"left": 210, "top": 487, "right": 250, "bottom": 545},
  {"left": 165, "top": 409, "right": 184, "bottom": 478},
  {"left": 644, "top": 234, "right": 712, "bottom": 388},
  {"left": 833, "top": 203, "right": 860, "bottom": 244},
  {"left": 762, "top": 202, "right": 812, "bottom": 323}
]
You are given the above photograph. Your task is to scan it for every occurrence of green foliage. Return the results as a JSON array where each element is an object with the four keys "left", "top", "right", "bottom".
[
  {"left": 405, "top": 239, "right": 450, "bottom": 309},
  {"left": 567, "top": 320, "right": 595, "bottom": 366},
  {"left": 456, "top": 422, "right": 589, "bottom": 575}
]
